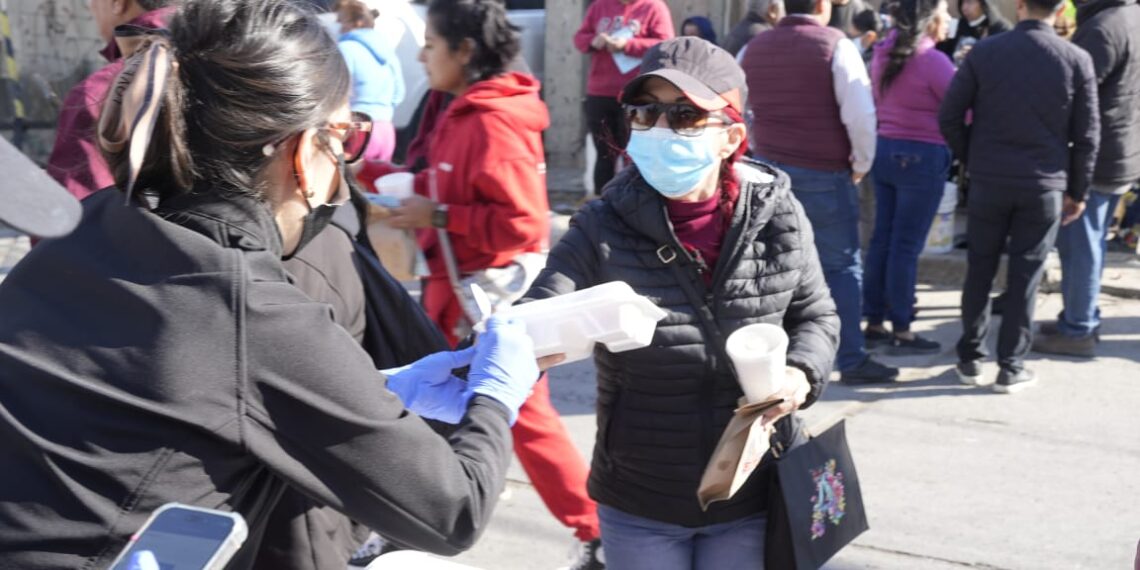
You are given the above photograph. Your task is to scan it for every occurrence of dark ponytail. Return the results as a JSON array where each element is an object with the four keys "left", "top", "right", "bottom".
[
  {"left": 428, "top": 0, "right": 521, "bottom": 84},
  {"left": 100, "top": 0, "right": 351, "bottom": 202},
  {"left": 880, "top": 0, "right": 941, "bottom": 93}
]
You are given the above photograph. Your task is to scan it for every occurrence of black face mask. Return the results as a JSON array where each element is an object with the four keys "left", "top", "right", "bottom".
[{"left": 283, "top": 152, "right": 353, "bottom": 260}]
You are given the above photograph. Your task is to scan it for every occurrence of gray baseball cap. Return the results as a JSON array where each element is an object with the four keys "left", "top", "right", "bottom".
[
  {"left": 621, "top": 37, "right": 747, "bottom": 114},
  {"left": 0, "top": 135, "right": 82, "bottom": 238}
]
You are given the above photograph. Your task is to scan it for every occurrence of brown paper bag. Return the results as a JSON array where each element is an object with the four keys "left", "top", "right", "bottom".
[
  {"left": 697, "top": 398, "right": 783, "bottom": 510},
  {"left": 366, "top": 218, "right": 420, "bottom": 282}
]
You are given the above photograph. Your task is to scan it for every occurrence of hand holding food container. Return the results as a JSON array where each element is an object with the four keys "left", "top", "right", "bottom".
[{"left": 480, "top": 281, "right": 668, "bottom": 365}]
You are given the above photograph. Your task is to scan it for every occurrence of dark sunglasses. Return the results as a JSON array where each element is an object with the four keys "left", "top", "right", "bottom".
[
  {"left": 324, "top": 111, "right": 374, "bottom": 164},
  {"left": 623, "top": 103, "right": 731, "bottom": 137}
]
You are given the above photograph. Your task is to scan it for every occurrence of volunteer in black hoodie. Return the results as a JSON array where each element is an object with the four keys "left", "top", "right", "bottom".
[{"left": 0, "top": 1, "right": 544, "bottom": 567}]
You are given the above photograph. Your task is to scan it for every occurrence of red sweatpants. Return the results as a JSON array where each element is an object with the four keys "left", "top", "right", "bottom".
[{"left": 424, "top": 278, "right": 600, "bottom": 542}]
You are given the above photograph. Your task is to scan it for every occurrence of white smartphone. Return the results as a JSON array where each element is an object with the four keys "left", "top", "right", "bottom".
[{"left": 107, "top": 503, "right": 247, "bottom": 570}]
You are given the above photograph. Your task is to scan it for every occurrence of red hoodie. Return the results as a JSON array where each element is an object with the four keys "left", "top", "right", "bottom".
[
  {"left": 415, "top": 73, "right": 550, "bottom": 332},
  {"left": 573, "top": 0, "right": 674, "bottom": 98},
  {"left": 46, "top": 9, "right": 173, "bottom": 201}
]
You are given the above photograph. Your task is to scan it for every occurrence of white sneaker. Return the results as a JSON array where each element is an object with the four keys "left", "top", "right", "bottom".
[{"left": 556, "top": 538, "right": 605, "bottom": 570}]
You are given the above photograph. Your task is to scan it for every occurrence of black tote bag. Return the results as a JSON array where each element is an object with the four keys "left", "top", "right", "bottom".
[{"left": 765, "top": 420, "right": 869, "bottom": 569}]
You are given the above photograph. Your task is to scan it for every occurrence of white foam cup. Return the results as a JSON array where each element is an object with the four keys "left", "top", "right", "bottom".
[
  {"left": 725, "top": 323, "right": 789, "bottom": 403},
  {"left": 374, "top": 172, "right": 415, "bottom": 202}
]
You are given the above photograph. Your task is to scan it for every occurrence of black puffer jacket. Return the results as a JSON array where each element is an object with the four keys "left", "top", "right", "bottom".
[
  {"left": 523, "top": 160, "right": 839, "bottom": 527},
  {"left": 1073, "top": 0, "right": 1140, "bottom": 188}
]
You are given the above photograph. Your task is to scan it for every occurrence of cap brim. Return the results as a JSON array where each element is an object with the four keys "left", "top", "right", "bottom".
[
  {"left": 0, "top": 136, "right": 82, "bottom": 238},
  {"left": 621, "top": 69, "right": 730, "bottom": 112}
]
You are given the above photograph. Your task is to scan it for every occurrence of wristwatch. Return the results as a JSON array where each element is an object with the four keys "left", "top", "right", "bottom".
[{"left": 431, "top": 204, "right": 450, "bottom": 229}]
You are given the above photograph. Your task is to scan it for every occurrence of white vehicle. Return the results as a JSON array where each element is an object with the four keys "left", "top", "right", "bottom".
[{"left": 318, "top": 1, "right": 545, "bottom": 159}]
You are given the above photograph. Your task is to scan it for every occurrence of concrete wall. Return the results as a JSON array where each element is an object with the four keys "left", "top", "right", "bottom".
[
  {"left": 542, "top": 0, "right": 589, "bottom": 169},
  {"left": 1, "top": 0, "right": 104, "bottom": 162}
]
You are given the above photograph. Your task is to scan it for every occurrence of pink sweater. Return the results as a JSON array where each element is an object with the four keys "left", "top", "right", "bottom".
[
  {"left": 573, "top": 0, "right": 675, "bottom": 98},
  {"left": 871, "top": 33, "right": 956, "bottom": 145}
]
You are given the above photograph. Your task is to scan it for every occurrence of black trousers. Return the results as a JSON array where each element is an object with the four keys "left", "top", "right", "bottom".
[
  {"left": 584, "top": 95, "right": 629, "bottom": 195},
  {"left": 957, "top": 186, "right": 1061, "bottom": 372}
]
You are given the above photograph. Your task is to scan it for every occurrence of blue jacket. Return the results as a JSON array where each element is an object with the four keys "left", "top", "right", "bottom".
[
  {"left": 938, "top": 20, "right": 1100, "bottom": 200},
  {"left": 339, "top": 28, "right": 405, "bottom": 123}
]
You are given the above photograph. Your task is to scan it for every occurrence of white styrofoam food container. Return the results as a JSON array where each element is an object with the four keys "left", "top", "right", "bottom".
[{"left": 488, "top": 281, "right": 668, "bottom": 364}]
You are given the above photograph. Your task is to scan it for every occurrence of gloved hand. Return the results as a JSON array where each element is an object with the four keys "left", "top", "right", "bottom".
[
  {"left": 383, "top": 348, "right": 476, "bottom": 424},
  {"left": 464, "top": 316, "right": 539, "bottom": 425}
]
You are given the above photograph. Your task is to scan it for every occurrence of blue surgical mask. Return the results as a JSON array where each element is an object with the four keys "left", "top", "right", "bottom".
[{"left": 625, "top": 127, "right": 722, "bottom": 199}]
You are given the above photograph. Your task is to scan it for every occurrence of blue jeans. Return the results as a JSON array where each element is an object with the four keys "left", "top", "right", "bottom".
[
  {"left": 1056, "top": 190, "right": 1124, "bottom": 337},
  {"left": 864, "top": 137, "right": 951, "bottom": 331},
  {"left": 760, "top": 158, "right": 865, "bottom": 371},
  {"left": 598, "top": 505, "right": 766, "bottom": 570}
]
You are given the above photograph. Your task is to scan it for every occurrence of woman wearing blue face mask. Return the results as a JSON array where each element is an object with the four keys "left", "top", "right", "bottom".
[{"left": 521, "top": 37, "right": 839, "bottom": 568}]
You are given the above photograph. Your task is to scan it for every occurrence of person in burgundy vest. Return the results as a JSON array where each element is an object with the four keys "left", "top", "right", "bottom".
[
  {"left": 46, "top": 0, "right": 174, "bottom": 202},
  {"left": 740, "top": 0, "right": 898, "bottom": 384}
]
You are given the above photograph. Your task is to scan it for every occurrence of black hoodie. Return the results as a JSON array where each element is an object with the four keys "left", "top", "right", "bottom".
[{"left": 0, "top": 189, "right": 513, "bottom": 569}]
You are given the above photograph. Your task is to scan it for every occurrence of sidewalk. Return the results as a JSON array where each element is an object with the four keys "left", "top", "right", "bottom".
[{"left": 453, "top": 286, "right": 1140, "bottom": 569}]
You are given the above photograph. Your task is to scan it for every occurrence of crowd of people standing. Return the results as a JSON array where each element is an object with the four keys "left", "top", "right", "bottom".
[{"left": 0, "top": 0, "right": 1137, "bottom": 569}]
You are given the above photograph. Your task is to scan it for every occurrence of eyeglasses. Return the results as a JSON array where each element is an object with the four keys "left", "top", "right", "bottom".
[
  {"left": 623, "top": 103, "right": 731, "bottom": 137},
  {"left": 325, "top": 111, "right": 374, "bottom": 164},
  {"left": 261, "top": 111, "right": 374, "bottom": 164}
]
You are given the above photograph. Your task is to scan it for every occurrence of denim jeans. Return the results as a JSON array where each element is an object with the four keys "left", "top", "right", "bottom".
[
  {"left": 598, "top": 505, "right": 766, "bottom": 570},
  {"left": 864, "top": 137, "right": 951, "bottom": 331},
  {"left": 1056, "top": 189, "right": 1125, "bottom": 337},
  {"left": 759, "top": 158, "right": 866, "bottom": 371}
]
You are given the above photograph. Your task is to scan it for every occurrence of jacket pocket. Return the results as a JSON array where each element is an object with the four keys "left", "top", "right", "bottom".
[{"left": 598, "top": 387, "right": 623, "bottom": 469}]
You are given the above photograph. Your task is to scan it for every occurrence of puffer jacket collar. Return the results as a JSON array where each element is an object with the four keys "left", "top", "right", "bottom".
[{"left": 602, "top": 158, "right": 791, "bottom": 275}]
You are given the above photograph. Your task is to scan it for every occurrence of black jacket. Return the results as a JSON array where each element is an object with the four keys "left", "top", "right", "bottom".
[
  {"left": 938, "top": 20, "right": 1100, "bottom": 201},
  {"left": 0, "top": 189, "right": 511, "bottom": 569},
  {"left": 522, "top": 160, "right": 839, "bottom": 527},
  {"left": 1072, "top": 0, "right": 1140, "bottom": 188}
]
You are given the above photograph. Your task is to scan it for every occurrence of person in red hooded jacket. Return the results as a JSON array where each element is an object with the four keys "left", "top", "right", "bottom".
[{"left": 385, "top": 1, "right": 605, "bottom": 568}]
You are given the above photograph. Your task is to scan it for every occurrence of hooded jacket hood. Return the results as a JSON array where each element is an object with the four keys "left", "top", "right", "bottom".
[{"left": 446, "top": 72, "right": 550, "bottom": 134}]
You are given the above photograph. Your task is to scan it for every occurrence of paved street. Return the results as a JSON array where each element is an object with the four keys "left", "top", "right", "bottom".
[{"left": 451, "top": 287, "right": 1140, "bottom": 570}]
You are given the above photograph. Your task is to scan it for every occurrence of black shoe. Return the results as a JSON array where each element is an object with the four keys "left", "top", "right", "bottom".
[
  {"left": 1039, "top": 321, "right": 1101, "bottom": 342},
  {"left": 841, "top": 357, "right": 900, "bottom": 385},
  {"left": 1032, "top": 330, "right": 1096, "bottom": 357},
  {"left": 863, "top": 327, "right": 891, "bottom": 350},
  {"left": 888, "top": 334, "right": 942, "bottom": 355},
  {"left": 559, "top": 538, "right": 605, "bottom": 570},
  {"left": 955, "top": 360, "right": 983, "bottom": 385},
  {"left": 993, "top": 368, "right": 1037, "bottom": 394}
]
